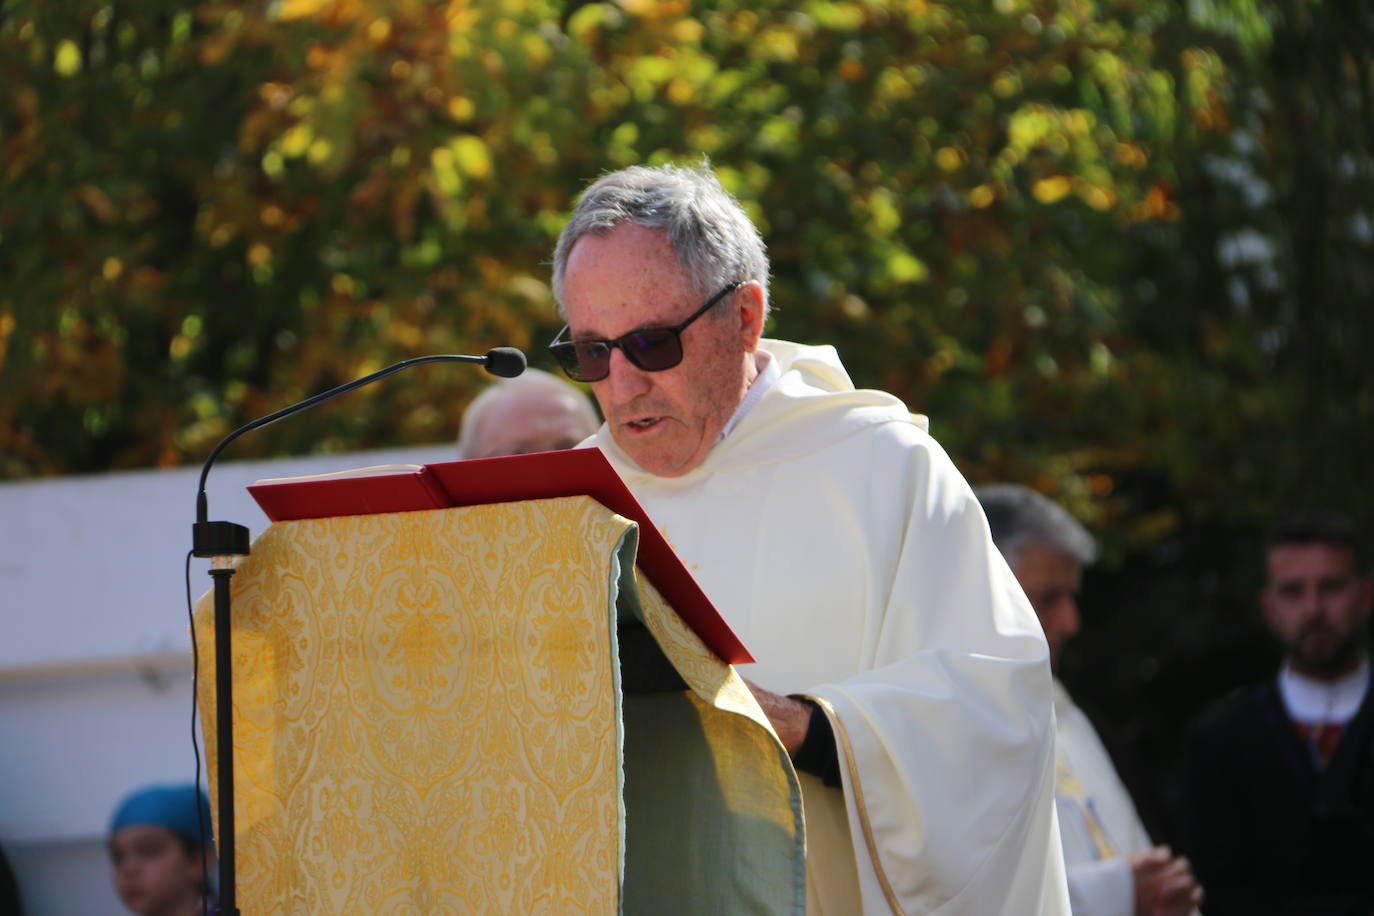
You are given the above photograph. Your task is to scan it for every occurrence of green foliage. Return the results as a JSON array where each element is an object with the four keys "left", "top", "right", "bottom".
[
  {"left": 0, "top": 0, "right": 1233, "bottom": 489},
  {"left": 10, "top": 0, "right": 1358, "bottom": 531}
]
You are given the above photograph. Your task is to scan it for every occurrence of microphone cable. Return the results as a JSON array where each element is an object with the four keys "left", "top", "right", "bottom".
[{"left": 184, "top": 548, "right": 211, "bottom": 916}]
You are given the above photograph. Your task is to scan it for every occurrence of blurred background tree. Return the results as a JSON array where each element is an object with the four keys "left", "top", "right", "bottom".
[{"left": 3, "top": 0, "right": 1371, "bottom": 823}]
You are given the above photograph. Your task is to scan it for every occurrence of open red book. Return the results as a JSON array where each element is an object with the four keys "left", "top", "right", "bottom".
[{"left": 248, "top": 449, "right": 752, "bottom": 664}]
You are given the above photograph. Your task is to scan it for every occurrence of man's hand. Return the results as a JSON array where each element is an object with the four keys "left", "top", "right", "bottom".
[
  {"left": 743, "top": 679, "right": 812, "bottom": 756},
  {"left": 1130, "top": 846, "right": 1204, "bottom": 916}
]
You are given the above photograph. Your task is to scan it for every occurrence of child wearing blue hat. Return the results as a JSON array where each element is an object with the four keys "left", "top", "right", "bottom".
[{"left": 108, "top": 784, "right": 214, "bottom": 916}]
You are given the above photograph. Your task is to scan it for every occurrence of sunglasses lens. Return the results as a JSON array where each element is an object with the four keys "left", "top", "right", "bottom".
[
  {"left": 570, "top": 340, "right": 612, "bottom": 381},
  {"left": 550, "top": 342, "right": 596, "bottom": 382},
  {"left": 623, "top": 329, "right": 684, "bottom": 372},
  {"left": 550, "top": 326, "right": 685, "bottom": 381}
]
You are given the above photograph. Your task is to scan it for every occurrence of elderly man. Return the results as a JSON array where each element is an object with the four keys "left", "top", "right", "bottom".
[
  {"left": 1181, "top": 511, "right": 1374, "bottom": 915},
  {"left": 976, "top": 484, "right": 1203, "bottom": 916},
  {"left": 548, "top": 164, "right": 1067, "bottom": 914},
  {"left": 455, "top": 367, "right": 600, "bottom": 459}
]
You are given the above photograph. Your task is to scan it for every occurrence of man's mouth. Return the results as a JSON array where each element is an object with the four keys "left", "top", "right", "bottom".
[
  {"left": 1299, "top": 622, "right": 1335, "bottom": 642},
  {"left": 626, "top": 417, "right": 663, "bottom": 431}
]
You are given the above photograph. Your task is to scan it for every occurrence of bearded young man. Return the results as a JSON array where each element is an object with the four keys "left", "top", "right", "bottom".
[
  {"left": 1180, "top": 511, "right": 1374, "bottom": 915},
  {"left": 548, "top": 163, "right": 1068, "bottom": 915}
]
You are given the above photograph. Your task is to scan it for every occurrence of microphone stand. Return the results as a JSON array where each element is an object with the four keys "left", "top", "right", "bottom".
[{"left": 190, "top": 349, "right": 525, "bottom": 915}]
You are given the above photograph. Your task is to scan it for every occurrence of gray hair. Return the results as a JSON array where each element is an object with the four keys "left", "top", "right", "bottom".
[
  {"left": 974, "top": 484, "right": 1099, "bottom": 568},
  {"left": 456, "top": 368, "right": 600, "bottom": 459},
  {"left": 551, "top": 163, "right": 770, "bottom": 319}
]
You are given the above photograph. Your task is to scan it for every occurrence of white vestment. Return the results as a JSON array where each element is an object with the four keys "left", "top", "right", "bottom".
[
  {"left": 590, "top": 340, "right": 1069, "bottom": 915},
  {"left": 1052, "top": 679, "right": 1153, "bottom": 916}
]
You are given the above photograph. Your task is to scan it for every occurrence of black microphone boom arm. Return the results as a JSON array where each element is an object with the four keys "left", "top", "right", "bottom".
[{"left": 193, "top": 348, "right": 526, "bottom": 548}]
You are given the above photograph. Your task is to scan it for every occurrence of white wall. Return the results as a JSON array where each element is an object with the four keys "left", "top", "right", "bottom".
[
  {"left": 8, "top": 837, "right": 125, "bottom": 915},
  {"left": 3, "top": 666, "right": 196, "bottom": 914},
  {"left": 0, "top": 444, "right": 452, "bottom": 914}
]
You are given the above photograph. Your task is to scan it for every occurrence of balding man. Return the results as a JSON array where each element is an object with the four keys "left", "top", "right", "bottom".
[{"left": 456, "top": 368, "right": 600, "bottom": 460}]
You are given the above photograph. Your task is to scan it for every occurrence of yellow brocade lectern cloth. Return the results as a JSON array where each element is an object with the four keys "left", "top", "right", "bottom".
[{"left": 194, "top": 496, "right": 804, "bottom": 915}]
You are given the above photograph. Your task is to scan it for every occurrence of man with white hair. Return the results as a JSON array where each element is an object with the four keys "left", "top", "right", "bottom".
[
  {"left": 976, "top": 483, "right": 1203, "bottom": 916},
  {"left": 548, "top": 163, "right": 1068, "bottom": 914},
  {"left": 456, "top": 367, "right": 600, "bottom": 460}
]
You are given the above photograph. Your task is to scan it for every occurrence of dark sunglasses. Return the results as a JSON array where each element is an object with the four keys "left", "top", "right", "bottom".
[{"left": 548, "top": 281, "right": 743, "bottom": 382}]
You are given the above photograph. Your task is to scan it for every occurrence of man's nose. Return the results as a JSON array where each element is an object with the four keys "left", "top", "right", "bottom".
[
  {"left": 604, "top": 348, "right": 651, "bottom": 400},
  {"left": 1302, "top": 587, "right": 1335, "bottom": 623},
  {"left": 1060, "top": 598, "right": 1081, "bottom": 640},
  {"left": 1302, "top": 586, "right": 1327, "bottom": 619}
]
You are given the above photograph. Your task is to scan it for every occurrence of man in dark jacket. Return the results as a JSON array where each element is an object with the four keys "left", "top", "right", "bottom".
[{"left": 1180, "top": 511, "right": 1374, "bottom": 915}]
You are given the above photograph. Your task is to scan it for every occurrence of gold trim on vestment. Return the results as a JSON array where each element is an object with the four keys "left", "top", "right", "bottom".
[
  {"left": 800, "top": 693, "right": 904, "bottom": 916},
  {"left": 1055, "top": 757, "right": 1117, "bottom": 861}
]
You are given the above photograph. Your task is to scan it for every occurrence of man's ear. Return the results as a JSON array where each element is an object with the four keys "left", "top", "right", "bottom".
[
  {"left": 738, "top": 281, "right": 766, "bottom": 352},
  {"left": 1357, "top": 576, "right": 1374, "bottom": 617}
]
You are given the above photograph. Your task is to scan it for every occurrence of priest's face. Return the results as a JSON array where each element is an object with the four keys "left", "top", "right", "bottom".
[
  {"left": 559, "top": 222, "right": 764, "bottom": 477},
  {"left": 1012, "top": 544, "right": 1082, "bottom": 675},
  {"left": 1262, "top": 542, "right": 1373, "bottom": 680}
]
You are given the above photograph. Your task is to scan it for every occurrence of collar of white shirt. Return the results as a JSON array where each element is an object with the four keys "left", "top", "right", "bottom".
[
  {"left": 719, "top": 349, "right": 780, "bottom": 441},
  {"left": 1278, "top": 655, "right": 1371, "bottom": 724}
]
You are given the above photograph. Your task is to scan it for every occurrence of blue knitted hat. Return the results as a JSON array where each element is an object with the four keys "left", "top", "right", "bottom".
[{"left": 109, "top": 784, "right": 212, "bottom": 846}]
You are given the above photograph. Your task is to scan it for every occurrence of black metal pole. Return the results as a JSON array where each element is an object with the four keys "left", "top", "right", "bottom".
[{"left": 210, "top": 562, "right": 241, "bottom": 916}]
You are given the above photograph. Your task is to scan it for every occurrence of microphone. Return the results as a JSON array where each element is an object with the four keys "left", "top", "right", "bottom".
[{"left": 483, "top": 347, "right": 527, "bottom": 379}]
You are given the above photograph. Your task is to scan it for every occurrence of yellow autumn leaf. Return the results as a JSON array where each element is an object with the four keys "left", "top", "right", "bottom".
[
  {"left": 450, "top": 136, "right": 492, "bottom": 180},
  {"left": 277, "top": 0, "right": 336, "bottom": 21},
  {"left": 54, "top": 40, "right": 82, "bottom": 77},
  {"left": 1032, "top": 175, "right": 1073, "bottom": 204}
]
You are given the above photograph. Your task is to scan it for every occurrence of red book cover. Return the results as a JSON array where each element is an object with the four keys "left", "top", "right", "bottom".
[
  {"left": 427, "top": 450, "right": 752, "bottom": 665},
  {"left": 248, "top": 465, "right": 451, "bottom": 522},
  {"left": 245, "top": 451, "right": 751, "bottom": 664}
]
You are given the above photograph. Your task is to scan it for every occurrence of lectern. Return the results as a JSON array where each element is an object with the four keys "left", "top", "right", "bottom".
[{"left": 193, "top": 456, "right": 805, "bottom": 914}]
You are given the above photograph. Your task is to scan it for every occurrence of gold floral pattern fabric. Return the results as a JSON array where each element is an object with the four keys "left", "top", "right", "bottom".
[
  {"left": 634, "top": 576, "right": 768, "bottom": 728},
  {"left": 195, "top": 497, "right": 631, "bottom": 915}
]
